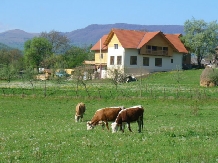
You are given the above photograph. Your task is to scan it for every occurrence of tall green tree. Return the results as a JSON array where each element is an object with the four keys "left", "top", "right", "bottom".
[
  {"left": 0, "top": 49, "right": 24, "bottom": 81},
  {"left": 64, "top": 45, "right": 94, "bottom": 68},
  {"left": 24, "top": 37, "right": 52, "bottom": 70},
  {"left": 181, "top": 18, "right": 218, "bottom": 67}
]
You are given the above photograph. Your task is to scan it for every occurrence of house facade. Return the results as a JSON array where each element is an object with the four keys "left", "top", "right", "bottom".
[{"left": 91, "top": 28, "right": 188, "bottom": 78}]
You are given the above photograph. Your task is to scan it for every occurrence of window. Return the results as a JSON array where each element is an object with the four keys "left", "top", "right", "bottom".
[
  {"left": 110, "top": 56, "right": 114, "bottom": 65},
  {"left": 163, "top": 47, "right": 168, "bottom": 55},
  {"left": 117, "top": 56, "right": 122, "bottom": 65},
  {"left": 171, "top": 59, "right": 173, "bottom": 63},
  {"left": 114, "top": 44, "right": 118, "bottom": 49},
  {"left": 152, "top": 46, "right": 157, "bottom": 51},
  {"left": 100, "top": 53, "right": 103, "bottom": 59},
  {"left": 130, "top": 56, "right": 137, "bottom": 65},
  {"left": 143, "top": 57, "right": 149, "bottom": 66},
  {"left": 155, "top": 58, "right": 162, "bottom": 67}
]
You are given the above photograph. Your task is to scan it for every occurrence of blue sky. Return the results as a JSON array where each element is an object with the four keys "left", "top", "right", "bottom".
[{"left": 0, "top": 0, "right": 217, "bottom": 33}]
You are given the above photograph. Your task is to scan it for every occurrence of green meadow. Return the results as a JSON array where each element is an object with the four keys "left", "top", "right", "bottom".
[{"left": 1, "top": 69, "right": 218, "bottom": 162}]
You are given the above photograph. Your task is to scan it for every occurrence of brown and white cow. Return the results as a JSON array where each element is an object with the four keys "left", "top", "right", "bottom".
[
  {"left": 75, "top": 102, "right": 86, "bottom": 122},
  {"left": 111, "top": 105, "right": 144, "bottom": 133},
  {"left": 87, "top": 106, "right": 124, "bottom": 130}
]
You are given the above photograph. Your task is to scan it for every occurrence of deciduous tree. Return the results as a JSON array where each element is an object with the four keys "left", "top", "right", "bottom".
[
  {"left": 40, "top": 30, "right": 70, "bottom": 54},
  {"left": 24, "top": 37, "right": 52, "bottom": 71},
  {"left": 181, "top": 18, "right": 218, "bottom": 67}
]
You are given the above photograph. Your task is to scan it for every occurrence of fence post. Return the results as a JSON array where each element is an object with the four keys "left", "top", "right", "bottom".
[
  {"left": 190, "top": 89, "right": 192, "bottom": 99},
  {"left": 110, "top": 90, "right": 112, "bottom": 98},
  {"left": 98, "top": 89, "right": 101, "bottom": 98},
  {"left": 176, "top": 88, "right": 179, "bottom": 99},
  {"left": 86, "top": 89, "right": 90, "bottom": 98},
  {"left": 2, "top": 88, "right": 5, "bottom": 96},
  {"left": 76, "top": 90, "right": 78, "bottom": 98}
]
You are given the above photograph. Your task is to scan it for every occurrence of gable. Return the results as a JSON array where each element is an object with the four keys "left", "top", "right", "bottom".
[
  {"left": 147, "top": 34, "right": 172, "bottom": 47},
  {"left": 108, "top": 34, "right": 122, "bottom": 48},
  {"left": 104, "top": 29, "right": 146, "bottom": 48}
]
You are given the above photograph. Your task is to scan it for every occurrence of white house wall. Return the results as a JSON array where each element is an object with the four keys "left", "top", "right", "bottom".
[
  {"left": 125, "top": 49, "right": 183, "bottom": 74},
  {"left": 107, "top": 46, "right": 125, "bottom": 69},
  {"left": 108, "top": 47, "right": 183, "bottom": 75}
]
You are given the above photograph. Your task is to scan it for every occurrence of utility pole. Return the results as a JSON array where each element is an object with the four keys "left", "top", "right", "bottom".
[{"left": 99, "top": 38, "right": 102, "bottom": 79}]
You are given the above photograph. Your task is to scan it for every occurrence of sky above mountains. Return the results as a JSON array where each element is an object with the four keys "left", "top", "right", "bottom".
[{"left": 0, "top": 0, "right": 217, "bottom": 33}]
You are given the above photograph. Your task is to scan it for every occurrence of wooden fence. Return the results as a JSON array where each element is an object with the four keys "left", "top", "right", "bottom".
[{"left": 1, "top": 86, "right": 218, "bottom": 100}]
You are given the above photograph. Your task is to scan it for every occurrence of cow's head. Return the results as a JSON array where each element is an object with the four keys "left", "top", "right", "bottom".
[
  {"left": 87, "top": 121, "right": 94, "bottom": 130},
  {"left": 111, "top": 122, "right": 118, "bottom": 133}
]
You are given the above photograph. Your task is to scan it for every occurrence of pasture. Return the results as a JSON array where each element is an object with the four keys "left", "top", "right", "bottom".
[{"left": 1, "top": 69, "right": 218, "bottom": 162}]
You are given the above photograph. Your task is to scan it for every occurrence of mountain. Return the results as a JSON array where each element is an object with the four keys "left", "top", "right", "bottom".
[
  {"left": 0, "top": 23, "right": 184, "bottom": 50},
  {"left": 0, "top": 29, "right": 39, "bottom": 50},
  {"left": 65, "top": 23, "right": 184, "bottom": 46}
]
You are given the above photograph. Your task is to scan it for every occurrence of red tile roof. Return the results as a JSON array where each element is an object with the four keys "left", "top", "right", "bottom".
[
  {"left": 164, "top": 34, "right": 188, "bottom": 53},
  {"left": 91, "top": 29, "right": 188, "bottom": 54},
  {"left": 90, "top": 35, "right": 108, "bottom": 51},
  {"left": 111, "top": 29, "right": 146, "bottom": 48}
]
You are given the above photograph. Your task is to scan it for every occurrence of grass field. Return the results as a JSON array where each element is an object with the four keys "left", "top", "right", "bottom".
[{"left": 1, "top": 69, "right": 218, "bottom": 162}]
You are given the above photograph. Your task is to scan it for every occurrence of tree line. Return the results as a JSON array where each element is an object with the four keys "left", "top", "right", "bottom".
[{"left": 0, "top": 30, "right": 94, "bottom": 81}]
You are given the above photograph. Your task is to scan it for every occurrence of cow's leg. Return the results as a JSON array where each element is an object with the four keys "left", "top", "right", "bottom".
[
  {"left": 121, "top": 122, "right": 127, "bottom": 132},
  {"left": 80, "top": 115, "right": 83, "bottom": 122},
  {"left": 101, "top": 121, "right": 105, "bottom": 130},
  {"left": 75, "top": 115, "right": 78, "bottom": 122},
  {"left": 127, "top": 122, "right": 132, "bottom": 132},
  {"left": 137, "top": 119, "right": 141, "bottom": 133},
  {"left": 105, "top": 121, "right": 110, "bottom": 130}
]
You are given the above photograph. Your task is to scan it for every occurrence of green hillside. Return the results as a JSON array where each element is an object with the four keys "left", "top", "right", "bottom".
[{"left": 0, "top": 42, "right": 13, "bottom": 50}]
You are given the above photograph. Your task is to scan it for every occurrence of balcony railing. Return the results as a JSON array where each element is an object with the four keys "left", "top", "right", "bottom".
[{"left": 144, "top": 49, "right": 168, "bottom": 56}]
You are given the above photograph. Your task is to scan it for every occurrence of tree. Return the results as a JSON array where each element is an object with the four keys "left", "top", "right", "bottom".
[
  {"left": 63, "top": 45, "right": 94, "bottom": 68},
  {"left": 24, "top": 37, "right": 52, "bottom": 71},
  {"left": 40, "top": 30, "right": 70, "bottom": 54},
  {"left": 107, "top": 66, "right": 127, "bottom": 90},
  {"left": 181, "top": 18, "right": 218, "bottom": 68},
  {"left": 0, "top": 49, "right": 24, "bottom": 81}
]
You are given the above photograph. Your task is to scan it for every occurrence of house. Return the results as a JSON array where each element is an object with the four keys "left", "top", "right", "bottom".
[
  {"left": 90, "top": 35, "right": 108, "bottom": 78},
  {"left": 91, "top": 28, "right": 189, "bottom": 78}
]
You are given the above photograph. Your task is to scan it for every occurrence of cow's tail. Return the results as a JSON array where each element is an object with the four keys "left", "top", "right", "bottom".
[{"left": 141, "top": 114, "right": 144, "bottom": 130}]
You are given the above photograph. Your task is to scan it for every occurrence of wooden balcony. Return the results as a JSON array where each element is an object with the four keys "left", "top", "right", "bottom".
[{"left": 140, "top": 49, "right": 168, "bottom": 56}]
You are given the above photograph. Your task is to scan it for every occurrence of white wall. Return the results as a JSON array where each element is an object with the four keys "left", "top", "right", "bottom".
[
  {"left": 124, "top": 49, "right": 183, "bottom": 74},
  {"left": 107, "top": 47, "right": 183, "bottom": 76},
  {"left": 107, "top": 46, "right": 125, "bottom": 69}
]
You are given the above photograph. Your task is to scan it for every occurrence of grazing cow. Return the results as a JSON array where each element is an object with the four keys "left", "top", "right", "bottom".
[
  {"left": 111, "top": 105, "right": 144, "bottom": 133},
  {"left": 75, "top": 102, "right": 86, "bottom": 122},
  {"left": 87, "top": 106, "right": 124, "bottom": 130}
]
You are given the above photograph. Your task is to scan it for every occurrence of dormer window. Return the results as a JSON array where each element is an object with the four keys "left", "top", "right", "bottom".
[{"left": 114, "top": 44, "right": 118, "bottom": 49}]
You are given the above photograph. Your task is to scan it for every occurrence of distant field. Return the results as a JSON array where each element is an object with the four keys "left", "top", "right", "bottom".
[
  {"left": 1, "top": 69, "right": 218, "bottom": 99},
  {"left": 1, "top": 69, "right": 218, "bottom": 162}
]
